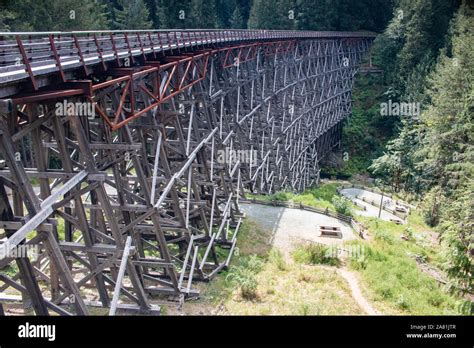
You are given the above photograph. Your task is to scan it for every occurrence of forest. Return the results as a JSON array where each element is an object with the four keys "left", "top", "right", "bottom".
[
  {"left": 0, "top": 0, "right": 472, "bottom": 309},
  {"left": 1, "top": 0, "right": 393, "bottom": 32}
]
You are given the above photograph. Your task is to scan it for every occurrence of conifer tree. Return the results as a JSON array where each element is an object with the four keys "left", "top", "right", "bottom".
[
  {"left": 114, "top": 0, "right": 152, "bottom": 30},
  {"left": 231, "top": 5, "right": 245, "bottom": 29},
  {"left": 189, "top": 0, "right": 217, "bottom": 29},
  {"left": 2, "top": 0, "right": 109, "bottom": 31}
]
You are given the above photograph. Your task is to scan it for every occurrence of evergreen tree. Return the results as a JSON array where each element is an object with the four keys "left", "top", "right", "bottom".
[
  {"left": 215, "top": 0, "right": 236, "bottom": 29},
  {"left": 296, "top": 0, "right": 333, "bottom": 31},
  {"left": 2, "top": 0, "right": 109, "bottom": 31},
  {"left": 145, "top": 0, "right": 159, "bottom": 28},
  {"left": 189, "top": 0, "right": 217, "bottom": 29},
  {"left": 238, "top": 0, "right": 253, "bottom": 27},
  {"left": 157, "top": 0, "right": 193, "bottom": 29},
  {"left": 370, "top": 0, "right": 462, "bottom": 194},
  {"left": 371, "top": 1, "right": 472, "bottom": 295},
  {"left": 296, "top": 0, "right": 393, "bottom": 32},
  {"left": 114, "top": 0, "right": 152, "bottom": 30},
  {"left": 231, "top": 4, "right": 245, "bottom": 29},
  {"left": 371, "top": 0, "right": 460, "bottom": 103},
  {"left": 0, "top": 9, "right": 17, "bottom": 31},
  {"left": 248, "top": 0, "right": 296, "bottom": 30}
]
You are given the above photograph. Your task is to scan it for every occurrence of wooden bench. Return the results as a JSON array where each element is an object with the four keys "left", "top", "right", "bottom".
[
  {"left": 319, "top": 225, "right": 342, "bottom": 238},
  {"left": 395, "top": 206, "right": 407, "bottom": 213}
]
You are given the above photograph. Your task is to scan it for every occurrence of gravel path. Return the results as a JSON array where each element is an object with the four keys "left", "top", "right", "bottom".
[
  {"left": 239, "top": 202, "right": 380, "bottom": 315},
  {"left": 239, "top": 202, "right": 356, "bottom": 256},
  {"left": 340, "top": 188, "right": 403, "bottom": 223},
  {"left": 340, "top": 188, "right": 392, "bottom": 207}
]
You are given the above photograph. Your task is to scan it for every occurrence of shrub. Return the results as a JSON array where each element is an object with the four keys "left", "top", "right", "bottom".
[
  {"left": 225, "top": 255, "right": 264, "bottom": 300},
  {"left": 299, "top": 303, "right": 311, "bottom": 315},
  {"left": 374, "top": 229, "right": 395, "bottom": 244},
  {"left": 226, "top": 266, "right": 258, "bottom": 300},
  {"left": 458, "top": 300, "right": 473, "bottom": 315},
  {"left": 396, "top": 294, "right": 411, "bottom": 310},
  {"left": 297, "top": 271, "right": 312, "bottom": 282},
  {"left": 350, "top": 254, "right": 368, "bottom": 270},
  {"left": 377, "top": 285, "right": 394, "bottom": 299},
  {"left": 272, "top": 191, "right": 293, "bottom": 201},
  {"left": 419, "top": 187, "right": 444, "bottom": 227},
  {"left": 240, "top": 254, "right": 264, "bottom": 273},
  {"left": 268, "top": 249, "right": 288, "bottom": 271},
  {"left": 331, "top": 196, "right": 353, "bottom": 216},
  {"left": 292, "top": 243, "right": 340, "bottom": 266}
]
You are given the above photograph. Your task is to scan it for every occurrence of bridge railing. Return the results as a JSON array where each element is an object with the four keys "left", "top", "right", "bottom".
[{"left": 0, "top": 30, "right": 375, "bottom": 88}]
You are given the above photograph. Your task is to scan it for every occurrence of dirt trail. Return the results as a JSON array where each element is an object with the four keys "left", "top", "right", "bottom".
[
  {"left": 241, "top": 203, "right": 380, "bottom": 315},
  {"left": 337, "top": 268, "right": 379, "bottom": 315}
]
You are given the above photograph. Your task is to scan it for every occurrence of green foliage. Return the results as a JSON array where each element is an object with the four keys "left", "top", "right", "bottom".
[
  {"left": 370, "top": 2, "right": 473, "bottom": 293},
  {"left": 349, "top": 252, "right": 369, "bottom": 270},
  {"left": 239, "top": 254, "right": 265, "bottom": 273},
  {"left": 331, "top": 196, "right": 353, "bottom": 216},
  {"left": 322, "top": 73, "right": 399, "bottom": 179},
  {"left": 419, "top": 187, "right": 444, "bottom": 226},
  {"left": 292, "top": 243, "right": 340, "bottom": 266},
  {"left": 114, "top": 0, "right": 152, "bottom": 29},
  {"left": 2, "top": 0, "right": 109, "bottom": 31},
  {"left": 345, "top": 209, "right": 469, "bottom": 314},
  {"left": 272, "top": 191, "right": 293, "bottom": 201},
  {"left": 248, "top": 0, "right": 296, "bottom": 30},
  {"left": 295, "top": 0, "right": 393, "bottom": 33},
  {"left": 250, "top": 183, "right": 346, "bottom": 212},
  {"left": 439, "top": 184, "right": 473, "bottom": 295},
  {"left": 1, "top": 263, "right": 19, "bottom": 277},
  {"left": 230, "top": 5, "right": 245, "bottom": 29},
  {"left": 374, "top": 229, "right": 395, "bottom": 244},
  {"left": 156, "top": 0, "right": 187, "bottom": 28},
  {"left": 373, "top": 0, "right": 459, "bottom": 99},
  {"left": 0, "top": 9, "right": 17, "bottom": 31},
  {"left": 1, "top": 0, "right": 394, "bottom": 33},
  {"left": 268, "top": 249, "right": 288, "bottom": 271},
  {"left": 348, "top": 235, "right": 464, "bottom": 314},
  {"left": 226, "top": 255, "right": 264, "bottom": 299},
  {"left": 226, "top": 266, "right": 258, "bottom": 299},
  {"left": 248, "top": 0, "right": 393, "bottom": 31},
  {"left": 368, "top": 0, "right": 463, "bottom": 197},
  {"left": 306, "top": 183, "right": 338, "bottom": 202},
  {"left": 189, "top": 0, "right": 217, "bottom": 29}
]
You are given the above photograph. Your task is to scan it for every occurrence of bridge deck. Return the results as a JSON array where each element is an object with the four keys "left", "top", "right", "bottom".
[{"left": 0, "top": 30, "right": 375, "bottom": 90}]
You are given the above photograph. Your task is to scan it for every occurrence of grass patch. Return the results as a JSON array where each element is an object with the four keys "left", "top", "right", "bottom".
[
  {"left": 247, "top": 180, "right": 467, "bottom": 315},
  {"left": 170, "top": 218, "right": 364, "bottom": 315},
  {"left": 220, "top": 261, "right": 364, "bottom": 315},
  {"left": 345, "top": 237, "right": 465, "bottom": 315},
  {"left": 345, "top": 208, "right": 467, "bottom": 315},
  {"left": 234, "top": 220, "right": 273, "bottom": 257},
  {"left": 292, "top": 243, "right": 341, "bottom": 267},
  {"left": 226, "top": 255, "right": 264, "bottom": 300},
  {"left": 247, "top": 182, "right": 355, "bottom": 213},
  {"left": 166, "top": 180, "right": 466, "bottom": 315},
  {"left": 268, "top": 249, "right": 288, "bottom": 271}
]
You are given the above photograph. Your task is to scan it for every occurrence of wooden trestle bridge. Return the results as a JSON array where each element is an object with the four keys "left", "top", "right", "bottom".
[{"left": 0, "top": 29, "right": 374, "bottom": 315}]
